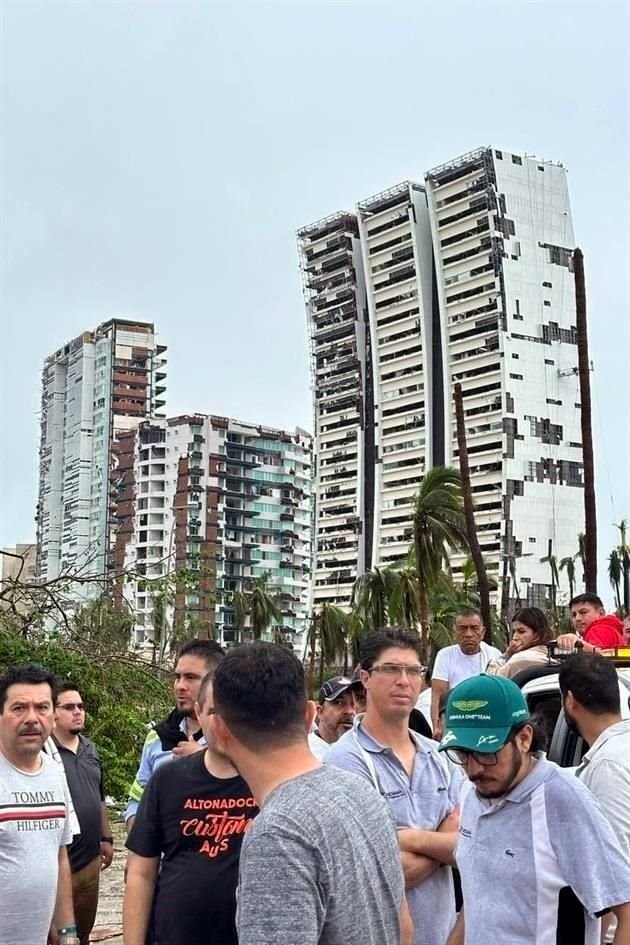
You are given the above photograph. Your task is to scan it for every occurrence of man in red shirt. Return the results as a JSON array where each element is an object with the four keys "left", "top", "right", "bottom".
[{"left": 557, "top": 593, "right": 624, "bottom": 651}]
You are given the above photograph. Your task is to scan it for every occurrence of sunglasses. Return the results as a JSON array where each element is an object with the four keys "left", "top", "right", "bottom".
[{"left": 57, "top": 703, "right": 85, "bottom": 712}]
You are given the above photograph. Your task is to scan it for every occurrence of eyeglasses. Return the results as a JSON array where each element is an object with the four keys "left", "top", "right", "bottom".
[
  {"left": 445, "top": 748, "right": 502, "bottom": 767},
  {"left": 368, "top": 663, "right": 425, "bottom": 679},
  {"left": 57, "top": 703, "right": 85, "bottom": 712}
]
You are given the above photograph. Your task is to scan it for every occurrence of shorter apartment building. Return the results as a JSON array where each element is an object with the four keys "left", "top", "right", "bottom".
[{"left": 114, "top": 415, "right": 312, "bottom": 650}]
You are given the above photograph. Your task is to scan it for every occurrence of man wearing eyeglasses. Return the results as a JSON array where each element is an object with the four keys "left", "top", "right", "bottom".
[
  {"left": 438, "top": 674, "right": 630, "bottom": 945},
  {"left": 327, "top": 628, "right": 461, "bottom": 945},
  {"left": 53, "top": 681, "right": 113, "bottom": 945}
]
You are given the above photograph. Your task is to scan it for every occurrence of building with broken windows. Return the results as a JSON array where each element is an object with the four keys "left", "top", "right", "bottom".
[
  {"left": 117, "top": 415, "right": 312, "bottom": 650},
  {"left": 300, "top": 147, "right": 584, "bottom": 611},
  {"left": 35, "top": 319, "right": 167, "bottom": 599}
]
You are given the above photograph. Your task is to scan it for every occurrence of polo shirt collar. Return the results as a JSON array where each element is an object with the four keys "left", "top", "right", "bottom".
[
  {"left": 582, "top": 718, "right": 630, "bottom": 763},
  {"left": 352, "top": 715, "right": 434, "bottom": 756}
]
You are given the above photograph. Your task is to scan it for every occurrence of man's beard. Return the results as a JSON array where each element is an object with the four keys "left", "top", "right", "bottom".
[
  {"left": 472, "top": 744, "right": 526, "bottom": 799},
  {"left": 563, "top": 706, "right": 581, "bottom": 737},
  {"left": 68, "top": 725, "right": 84, "bottom": 735}
]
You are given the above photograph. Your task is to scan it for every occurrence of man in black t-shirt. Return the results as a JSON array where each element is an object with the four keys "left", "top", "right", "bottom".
[{"left": 123, "top": 668, "right": 258, "bottom": 945}]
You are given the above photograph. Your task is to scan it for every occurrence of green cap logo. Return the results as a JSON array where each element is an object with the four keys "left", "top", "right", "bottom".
[{"left": 451, "top": 699, "right": 489, "bottom": 712}]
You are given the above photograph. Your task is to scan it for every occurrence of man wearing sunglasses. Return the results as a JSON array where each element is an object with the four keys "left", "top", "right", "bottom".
[
  {"left": 438, "top": 674, "right": 630, "bottom": 945},
  {"left": 53, "top": 681, "right": 114, "bottom": 945},
  {"left": 327, "top": 628, "right": 461, "bottom": 945}
]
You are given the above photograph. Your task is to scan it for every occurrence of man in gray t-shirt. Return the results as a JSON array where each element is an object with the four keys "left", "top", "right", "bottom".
[{"left": 211, "top": 642, "right": 412, "bottom": 945}]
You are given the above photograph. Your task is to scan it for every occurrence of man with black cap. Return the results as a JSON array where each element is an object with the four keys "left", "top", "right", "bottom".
[
  {"left": 308, "top": 676, "right": 356, "bottom": 761},
  {"left": 438, "top": 674, "right": 630, "bottom": 945}
]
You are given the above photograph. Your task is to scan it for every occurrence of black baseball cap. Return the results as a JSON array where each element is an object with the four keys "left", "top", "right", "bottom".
[{"left": 318, "top": 676, "right": 356, "bottom": 704}]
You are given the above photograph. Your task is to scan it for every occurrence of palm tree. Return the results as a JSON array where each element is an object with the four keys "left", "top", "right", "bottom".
[
  {"left": 454, "top": 381, "right": 492, "bottom": 638},
  {"left": 248, "top": 574, "right": 282, "bottom": 640},
  {"left": 573, "top": 248, "right": 597, "bottom": 591},
  {"left": 412, "top": 466, "right": 469, "bottom": 662},
  {"left": 559, "top": 555, "right": 577, "bottom": 601},
  {"left": 351, "top": 566, "right": 398, "bottom": 632},
  {"left": 232, "top": 590, "right": 249, "bottom": 644},
  {"left": 608, "top": 549, "right": 622, "bottom": 613},
  {"left": 388, "top": 556, "right": 421, "bottom": 631},
  {"left": 616, "top": 520, "right": 630, "bottom": 615},
  {"left": 308, "top": 604, "right": 350, "bottom": 688},
  {"left": 541, "top": 544, "right": 560, "bottom": 624}
]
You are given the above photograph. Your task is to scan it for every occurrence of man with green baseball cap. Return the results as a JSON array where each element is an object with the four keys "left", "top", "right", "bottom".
[
  {"left": 437, "top": 674, "right": 630, "bottom": 945},
  {"left": 439, "top": 673, "right": 529, "bottom": 759}
]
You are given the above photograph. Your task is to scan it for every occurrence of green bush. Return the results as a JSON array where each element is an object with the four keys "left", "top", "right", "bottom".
[{"left": 0, "top": 631, "right": 171, "bottom": 800}]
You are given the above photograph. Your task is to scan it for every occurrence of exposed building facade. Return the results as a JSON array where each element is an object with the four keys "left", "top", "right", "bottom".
[
  {"left": 300, "top": 147, "right": 584, "bottom": 612},
  {"left": 298, "top": 214, "right": 370, "bottom": 609},
  {"left": 117, "top": 415, "right": 312, "bottom": 650},
  {"left": 358, "top": 181, "right": 438, "bottom": 567},
  {"left": 426, "top": 147, "right": 583, "bottom": 608},
  {"left": 35, "top": 319, "right": 166, "bottom": 598}
]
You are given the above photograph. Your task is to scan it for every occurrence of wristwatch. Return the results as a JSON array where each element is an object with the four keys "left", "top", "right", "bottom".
[{"left": 101, "top": 835, "right": 114, "bottom": 844}]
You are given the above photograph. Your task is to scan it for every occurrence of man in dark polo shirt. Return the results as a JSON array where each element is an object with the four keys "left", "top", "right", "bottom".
[{"left": 54, "top": 681, "right": 114, "bottom": 945}]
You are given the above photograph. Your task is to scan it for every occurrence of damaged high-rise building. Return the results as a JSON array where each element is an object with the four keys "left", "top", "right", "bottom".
[
  {"left": 35, "top": 318, "right": 167, "bottom": 600},
  {"left": 300, "top": 146, "right": 585, "bottom": 611}
]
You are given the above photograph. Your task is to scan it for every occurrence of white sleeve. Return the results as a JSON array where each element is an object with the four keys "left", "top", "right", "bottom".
[
  {"left": 581, "top": 760, "right": 630, "bottom": 861},
  {"left": 432, "top": 648, "right": 450, "bottom": 682}
]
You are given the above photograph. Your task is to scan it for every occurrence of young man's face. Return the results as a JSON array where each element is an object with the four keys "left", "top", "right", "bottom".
[
  {"left": 622, "top": 619, "right": 630, "bottom": 646},
  {"left": 174, "top": 655, "right": 209, "bottom": 717},
  {"left": 362, "top": 646, "right": 424, "bottom": 720},
  {"left": 570, "top": 601, "right": 604, "bottom": 636},
  {"left": 461, "top": 726, "right": 533, "bottom": 799},
  {"left": 316, "top": 692, "right": 355, "bottom": 744},
  {"left": 54, "top": 689, "right": 86, "bottom": 737},
  {"left": 0, "top": 682, "right": 55, "bottom": 761}
]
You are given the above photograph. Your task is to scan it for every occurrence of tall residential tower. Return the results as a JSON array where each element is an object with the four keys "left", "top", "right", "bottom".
[
  {"left": 300, "top": 147, "right": 584, "bottom": 611},
  {"left": 35, "top": 318, "right": 166, "bottom": 596}
]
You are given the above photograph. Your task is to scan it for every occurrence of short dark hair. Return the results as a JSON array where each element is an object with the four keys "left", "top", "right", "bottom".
[
  {"left": 56, "top": 680, "right": 82, "bottom": 703},
  {"left": 359, "top": 627, "right": 422, "bottom": 671},
  {"left": 197, "top": 662, "right": 224, "bottom": 712},
  {"left": 455, "top": 608, "right": 482, "bottom": 622},
  {"left": 176, "top": 639, "right": 225, "bottom": 670},
  {"left": 569, "top": 593, "right": 604, "bottom": 611},
  {"left": 509, "top": 719, "right": 547, "bottom": 754},
  {"left": 558, "top": 653, "right": 620, "bottom": 715},
  {"left": 0, "top": 664, "right": 58, "bottom": 712},
  {"left": 213, "top": 643, "right": 307, "bottom": 750},
  {"left": 512, "top": 607, "right": 553, "bottom": 646}
]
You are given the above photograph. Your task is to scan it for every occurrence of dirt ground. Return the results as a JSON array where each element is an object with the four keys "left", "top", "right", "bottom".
[{"left": 90, "top": 819, "right": 125, "bottom": 943}]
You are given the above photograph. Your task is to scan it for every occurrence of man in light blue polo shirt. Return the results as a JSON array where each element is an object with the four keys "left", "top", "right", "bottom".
[
  {"left": 327, "top": 628, "right": 461, "bottom": 945},
  {"left": 438, "top": 674, "right": 630, "bottom": 945}
]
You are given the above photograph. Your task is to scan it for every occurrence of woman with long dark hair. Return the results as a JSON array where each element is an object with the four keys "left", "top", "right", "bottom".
[{"left": 492, "top": 607, "right": 554, "bottom": 678}]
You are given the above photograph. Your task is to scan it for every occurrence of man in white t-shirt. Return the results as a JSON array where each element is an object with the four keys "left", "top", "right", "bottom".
[
  {"left": 430, "top": 609, "right": 501, "bottom": 737},
  {"left": 307, "top": 676, "right": 356, "bottom": 761}
]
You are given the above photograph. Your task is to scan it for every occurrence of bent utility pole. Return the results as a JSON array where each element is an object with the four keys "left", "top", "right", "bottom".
[
  {"left": 454, "top": 382, "right": 492, "bottom": 639},
  {"left": 573, "top": 248, "right": 597, "bottom": 593}
]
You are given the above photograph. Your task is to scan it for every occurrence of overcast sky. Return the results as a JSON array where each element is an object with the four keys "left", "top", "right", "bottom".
[{"left": 1, "top": 0, "right": 628, "bottom": 600}]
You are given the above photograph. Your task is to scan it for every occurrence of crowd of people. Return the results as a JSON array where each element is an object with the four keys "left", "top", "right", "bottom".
[{"left": 0, "top": 591, "right": 629, "bottom": 945}]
